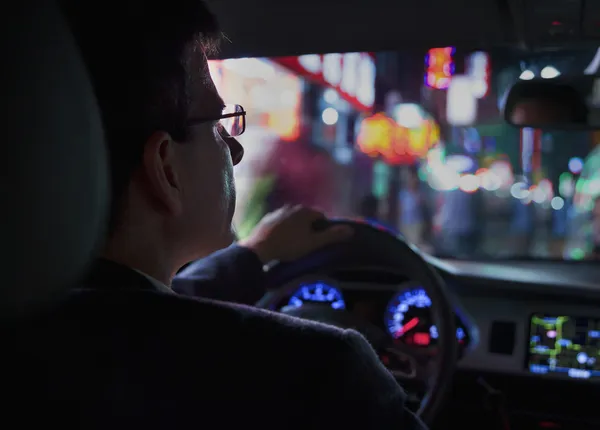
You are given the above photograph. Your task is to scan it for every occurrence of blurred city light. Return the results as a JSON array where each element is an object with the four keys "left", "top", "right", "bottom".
[
  {"left": 392, "top": 103, "right": 424, "bottom": 128},
  {"left": 519, "top": 69, "right": 535, "bottom": 80},
  {"left": 551, "top": 196, "right": 565, "bottom": 210},
  {"left": 568, "top": 157, "right": 584, "bottom": 174},
  {"left": 447, "top": 75, "right": 477, "bottom": 125},
  {"left": 540, "top": 66, "right": 560, "bottom": 79},
  {"left": 321, "top": 107, "right": 339, "bottom": 125}
]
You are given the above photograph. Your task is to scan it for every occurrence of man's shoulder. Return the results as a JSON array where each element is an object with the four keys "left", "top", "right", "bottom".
[
  {"left": 146, "top": 293, "right": 384, "bottom": 375},
  {"left": 165, "top": 292, "right": 351, "bottom": 346},
  {"left": 31, "top": 291, "right": 424, "bottom": 429},
  {"left": 168, "top": 296, "right": 405, "bottom": 393},
  {"left": 170, "top": 297, "right": 423, "bottom": 428},
  {"left": 70, "top": 288, "right": 351, "bottom": 350}
]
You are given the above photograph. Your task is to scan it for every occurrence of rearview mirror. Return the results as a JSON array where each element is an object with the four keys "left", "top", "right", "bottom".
[{"left": 503, "top": 76, "right": 600, "bottom": 130}]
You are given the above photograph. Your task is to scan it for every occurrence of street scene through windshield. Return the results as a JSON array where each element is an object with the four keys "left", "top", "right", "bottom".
[{"left": 209, "top": 48, "right": 600, "bottom": 260}]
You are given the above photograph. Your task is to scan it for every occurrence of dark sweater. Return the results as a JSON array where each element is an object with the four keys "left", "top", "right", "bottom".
[{"left": 4, "top": 248, "right": 426, "bottom": 429}]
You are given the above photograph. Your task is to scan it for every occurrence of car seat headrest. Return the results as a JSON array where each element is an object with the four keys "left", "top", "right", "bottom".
[{"left": 2, "top": 1, "right": 108, "bottom": 317}]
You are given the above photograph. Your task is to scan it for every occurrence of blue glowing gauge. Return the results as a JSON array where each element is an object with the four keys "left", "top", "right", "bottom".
[
  {"left": 384, "top": 288, "right": 434, "bottom": 346},
  {"left": 287, "top": 282, "right": 346, "bottom": 310},
  {"left": 384, "top": 287, "right": 467, "bottom": 347}
]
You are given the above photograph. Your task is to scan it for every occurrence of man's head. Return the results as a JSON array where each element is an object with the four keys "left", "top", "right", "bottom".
[{"left": 60, "top": 1, "right": 244, "bottom": 270}]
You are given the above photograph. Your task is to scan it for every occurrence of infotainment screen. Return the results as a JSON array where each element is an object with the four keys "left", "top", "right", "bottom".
[{"left": 528, "top": 314, "right": 600, "bottom": 380}]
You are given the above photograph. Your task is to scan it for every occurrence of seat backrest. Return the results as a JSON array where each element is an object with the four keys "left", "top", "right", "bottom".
[{"left": 2, "top": 1, "right": 108, "bottom": 317}]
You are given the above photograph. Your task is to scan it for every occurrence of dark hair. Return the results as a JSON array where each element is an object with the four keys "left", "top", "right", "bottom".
[{"left": 59, "top": 1, "right": 221, "bottom": 233}]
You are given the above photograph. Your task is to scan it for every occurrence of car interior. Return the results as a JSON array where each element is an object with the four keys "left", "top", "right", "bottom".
[{"left": 7, "top": 0, "right": 600, "bottom": 429}]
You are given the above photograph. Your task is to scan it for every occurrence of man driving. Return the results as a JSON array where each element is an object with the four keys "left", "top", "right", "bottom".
[{"left": 19, "top": 1, "right": 426, "bottom": 428}]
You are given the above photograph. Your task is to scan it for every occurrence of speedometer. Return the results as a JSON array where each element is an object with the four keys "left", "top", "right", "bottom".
[
  {"left": 384, "top": 287, "right": 435, "bottom": 346},
  {"left": 286, "top": 282, "right": 345, "bottom": 310},
  {"left": 384, "top": 287, "right": 468, "bottom": 347}
]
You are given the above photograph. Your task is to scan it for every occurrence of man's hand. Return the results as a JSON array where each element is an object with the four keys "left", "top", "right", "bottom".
[{"left": 239, "top": 205, "right": 353, "bottom": 264}]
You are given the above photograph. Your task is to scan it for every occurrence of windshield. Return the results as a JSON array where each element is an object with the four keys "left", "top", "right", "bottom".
[{"left": 208, "top": 48, "right": 600, "bottom": 261}]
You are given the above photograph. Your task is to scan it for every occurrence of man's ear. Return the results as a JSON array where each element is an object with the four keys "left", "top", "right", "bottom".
[{"left": 141, "top": 131, "right": 183, "bottom": 216}]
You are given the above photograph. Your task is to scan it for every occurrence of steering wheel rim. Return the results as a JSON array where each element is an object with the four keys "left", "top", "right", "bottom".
[{"left": 256, "top": 219, "right": 457, "bottom": 425}]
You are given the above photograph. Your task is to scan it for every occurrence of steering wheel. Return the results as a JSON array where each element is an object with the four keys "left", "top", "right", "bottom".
[{"left": 256, "top": 219, "right": 457, "bottom": 425}]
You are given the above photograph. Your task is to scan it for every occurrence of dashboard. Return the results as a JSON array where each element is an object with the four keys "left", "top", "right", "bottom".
[
  {"left": 263, "top": 258, "right": 600, "bottom": 428},
  {"left": 267, "top": 259, "right": 600, "bottom": 384},
  {"left": 273, "top": 276, "right": 473, "bottom": 355},
  {"left": 433, "top": 258, "right": 600, "bottom": 385}
]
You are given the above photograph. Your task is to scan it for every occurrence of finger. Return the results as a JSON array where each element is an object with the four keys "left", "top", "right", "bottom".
[
  {"left": 288, "top": 204, "right": 307, "bottom": 217},
  {"left": 266, "top": 205, "right": 290, "bottom": 218}
]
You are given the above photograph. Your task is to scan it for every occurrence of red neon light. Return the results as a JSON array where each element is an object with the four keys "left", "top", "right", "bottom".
[
  {"left": 357, "top": 114, "right": 440, "bottom": 166},
  {"left": 272, "top": 53, "right": 375, "bottom": 112},
  {"left": 425, "top": 47, "right": 455, "bottom": 90},
  {"left": 538, "top": 421, "right": 560, "bottom": 429}
]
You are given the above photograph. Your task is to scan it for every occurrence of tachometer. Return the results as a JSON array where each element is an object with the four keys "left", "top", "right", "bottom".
[
  {"left": 384, "top": 287, "right": 435, "bottom": 346},
  {"left": 286, "top": 282, "right": 345, "bottom": 310}
]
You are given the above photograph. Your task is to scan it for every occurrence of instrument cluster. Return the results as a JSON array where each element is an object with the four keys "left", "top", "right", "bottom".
[{"left": 279, "top": 279, "right": 470, "bottom": 350}]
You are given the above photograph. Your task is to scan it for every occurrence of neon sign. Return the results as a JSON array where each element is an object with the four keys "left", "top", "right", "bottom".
[
  {"left": 466, "top": 51, "right": 490, "bottom": 98},
  {"left": 356, "top": 113, "right": 398, "bottom": 161},
  {"left": 424, "top": 47, "right": 455, "bottom": 90},
  {"left": 274, "top": 53, "right": 375, "bottom": 111},
  {"left": 357, "top": 113, "right": 440, "bottom": 165}
]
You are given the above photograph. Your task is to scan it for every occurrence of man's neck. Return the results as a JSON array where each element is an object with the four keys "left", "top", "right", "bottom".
[{"left": 102, "top": 232, "right": 176, "bottom": 286}]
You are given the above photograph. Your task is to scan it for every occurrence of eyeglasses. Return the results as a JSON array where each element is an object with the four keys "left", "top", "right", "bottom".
[{"left": 187, "top": 104, "right": 246, "bottom": 137}]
